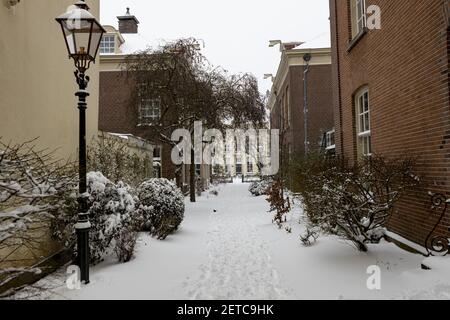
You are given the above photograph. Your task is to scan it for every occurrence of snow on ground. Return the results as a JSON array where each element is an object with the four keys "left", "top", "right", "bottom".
[{"left": 10, "top": 181, "right": 450, "bottom": 300}]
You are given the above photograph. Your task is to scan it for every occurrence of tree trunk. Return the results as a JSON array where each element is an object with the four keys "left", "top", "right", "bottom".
[
  {"left": 356, "top": 241, "right": 368, "bottom": 252},
  {"left": 190, "top": 148, "right": 196, "bottom": 202},
  {"left": 175, "top": 165, "right": 182, "bottom": 188}
]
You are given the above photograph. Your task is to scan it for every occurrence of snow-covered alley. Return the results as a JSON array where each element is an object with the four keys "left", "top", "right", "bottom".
[{"left": 15, "top": 181, "right": 450, "bottom": 300}]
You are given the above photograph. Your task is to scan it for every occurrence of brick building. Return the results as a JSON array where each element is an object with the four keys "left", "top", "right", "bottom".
[
  {"left": 329, "top": 0, "right": 450, "bottom": 247},
  {"left": 98, "top": 9, "right": 211, "bottom": 187},
  {"left": 268, "top": 46, "right": 335, "bottom": 163}
]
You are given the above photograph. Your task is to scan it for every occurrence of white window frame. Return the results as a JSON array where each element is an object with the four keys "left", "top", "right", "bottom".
[
  {"left": 139, "top": 98, "right": 161, "bottom": 125},
  {"left": 325, "top": 129, "right": 336, "bottom": 151},
  {"left": 100, "top": 34, "right": 115, "bottom": 54},
  {"left": 356, "top": 89, "right": 372, "bottom": 157},
  {"left": 350, "top": 0, "right": 367, "bottom": 38},
  {"left": 355, "top": 0, "right": 367, "bottom": 35}
]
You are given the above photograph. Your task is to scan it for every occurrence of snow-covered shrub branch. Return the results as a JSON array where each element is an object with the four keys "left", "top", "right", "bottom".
[
  {"left": 54, "top": 172, "right": 140, "bottom": 264},
  {"left": 266, "top": 179, "right": 291, "bottom": 227},
  {"left": 137, "top": 178, "right": 185, "bottom": 240},
  {"left": 0, "top": 139, "right": 77, "bottom": 290},
  {"left": 87, "top": 134, "right": 152, "bottom": 187},
  {"left": 292, "top": 154, "right": 418, "bottom": 252},
  {"left": 249, "top": 178, "right": 272, "bottom": 197}
]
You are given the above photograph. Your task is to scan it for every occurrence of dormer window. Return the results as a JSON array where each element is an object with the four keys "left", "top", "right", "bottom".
[{"left": 100, "top": 34, "right": 115, "bottom": 54}]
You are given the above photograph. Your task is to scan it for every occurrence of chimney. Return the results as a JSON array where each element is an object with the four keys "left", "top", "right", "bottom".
[{"left": 117, "top": 7, "right": 139, "bottom": 34}]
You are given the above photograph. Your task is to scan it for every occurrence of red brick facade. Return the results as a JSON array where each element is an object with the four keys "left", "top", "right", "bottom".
[
  {"left": 270, "top": 63, "right": 334, "bottom": 156},
  {"left": 98, "top": 71, "right": 179, "bottom": 181},
  {"left": 329, "top": 0, "right": 450, "bottom": 245}
]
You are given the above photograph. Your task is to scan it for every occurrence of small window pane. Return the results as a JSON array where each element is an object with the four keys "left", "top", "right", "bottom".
[
  {"left": 364, "top": 113, "right": 370, "bottom": 131},
  {"left": 364, "top": 92, "right": 369, "bottom": 112},
  {"left": 359, "top": 96, "right": 364, "bottom": 114}
]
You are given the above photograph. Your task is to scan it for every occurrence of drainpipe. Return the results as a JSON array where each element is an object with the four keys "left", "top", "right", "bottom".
[
  {"left": 303, "top": 53, "right": 312, "bottom": 156},
  {"left": 334, "top": 0, "right": 345, "bottom": 156}
]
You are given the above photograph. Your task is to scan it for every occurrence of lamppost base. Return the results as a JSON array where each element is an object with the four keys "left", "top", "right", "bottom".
[{"left": 75, "top": 222, "right": 91, "bottom": 284}]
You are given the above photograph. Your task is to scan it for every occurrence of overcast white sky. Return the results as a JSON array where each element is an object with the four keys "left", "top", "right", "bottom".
[{"left": 100, "top": 0, "right": 331, "bottom": 94}]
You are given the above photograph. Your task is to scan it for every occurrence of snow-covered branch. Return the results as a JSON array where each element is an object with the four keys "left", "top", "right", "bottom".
[
  {"left": 0, "top": 139, "right": 77, "bottom": 283},
  {"left": 295, "top": 155, "right": 418, "bottom": 252}
]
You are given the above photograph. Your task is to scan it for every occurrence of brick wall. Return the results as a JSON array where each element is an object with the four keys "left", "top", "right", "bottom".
[
  {"left": 270, "top": 64, "right": 334, "bottom": 156},
  {"left": 118, "top": 18, "right": 138, "bottom": 34},
  {"left": 330, "top": 0, "right": 450, "bottom": 245},
  {"left": 99, "top": 71, "right": 178, "bottom": 180},
  {"left": 99, "top": 71, "right": 137, "bottom": 133},
  {"left": 99, "top": 71, "right": 210, "bottom": 183}
]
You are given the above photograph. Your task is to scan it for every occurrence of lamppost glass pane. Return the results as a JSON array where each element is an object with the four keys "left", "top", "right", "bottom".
[
  {"left": 88, "top": 20, "right": 105, "bottom": 59},
  {"left": 56, "top": 3, "right": 105, "bottom": 66}
]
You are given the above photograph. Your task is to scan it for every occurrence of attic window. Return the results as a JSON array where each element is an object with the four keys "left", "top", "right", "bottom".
[{"left": 100, "top": 35, "right": 115, "bottom": 54}]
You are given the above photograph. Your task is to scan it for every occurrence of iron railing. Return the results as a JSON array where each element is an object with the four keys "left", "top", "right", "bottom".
[{"left": 424, "top": 193, "right": 449, "bottom": 257}]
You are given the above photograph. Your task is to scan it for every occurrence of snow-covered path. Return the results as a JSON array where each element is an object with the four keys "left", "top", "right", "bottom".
[
  {"left": 12, "top": 181, "right": 450, "bottom": 300},
  {"left": 183, "top": 182, "right": 292, "bottom": 299}
]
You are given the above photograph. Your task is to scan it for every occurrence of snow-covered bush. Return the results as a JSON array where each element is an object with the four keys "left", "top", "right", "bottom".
[
  {"left": 137, "top": 178, "right": 185, "bottom": 240},
  {"left": 114, "top": 226, "right": 138, "bottom": 263},
  {"left": 249, "top": 179, "right": 272, "bottom": 196},
  {"left": 86, "top": 172, "right": 139, "bottom": 264},
  {"left": 292, "top": 154, "right": 418, "bottom": 252},
  {"left": 55, "top": 172, "right": 140, "bottom": 264},
  {"left": 0, "top": 139, "right": 77, "bottom": 290},
  {"left": 266, "top": 179, "right": 291, "bottom": 227},
  {"left": 299, "top": 227, "right": 319, "bottom": 246},
  {"left": 87, "top": 134, "right": 152, "bottom": 187}
]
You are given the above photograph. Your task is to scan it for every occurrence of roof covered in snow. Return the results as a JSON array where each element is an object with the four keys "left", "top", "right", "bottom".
[{"left": 120, "top": 33, "right": 155, "bottom": 55}]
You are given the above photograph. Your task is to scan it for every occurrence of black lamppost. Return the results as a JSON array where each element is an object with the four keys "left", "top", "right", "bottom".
[{"left": 55, "top": 0, "right": 105, "bottom": 284}]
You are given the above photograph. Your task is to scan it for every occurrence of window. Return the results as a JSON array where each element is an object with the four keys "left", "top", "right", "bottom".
[
  {"left": 247, "top": 162, "right": 253, "bottom": 173},
  {"left": 100, "top": 35, "right": 115, "bottom": 54},
  {"left": 351, "top": 0, "right": 366, "bottom": 38},
  {"left": 286, "top": 86, "right": 290, "bottom": 127},
  {"left": 153, "top": 146, "right": 162, "bottom": 159},
  {"left": 325, "top": 130, "right": 336, "bottom": 150},
  {"left": 281, "top": 89, "right": 290, "bottom": 128},
  {"left": 195, "top": 164, "right": 201, "bottom": 176},
  {"left": 139, "top": 98, "right": 161, "bottom": 124},
  {"left": 245, "top": 137, "right": 250, "bottom": 154},
  {"left": 355, "top": 89, "right": 372, "bottom": 157}
]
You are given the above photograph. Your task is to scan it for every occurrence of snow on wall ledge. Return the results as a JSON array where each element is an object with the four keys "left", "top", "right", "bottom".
[{"left": 385, "top": 231, "right": 428, "bottom": 256}]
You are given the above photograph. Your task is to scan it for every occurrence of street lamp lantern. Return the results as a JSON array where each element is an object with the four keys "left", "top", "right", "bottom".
[
  {"left": 56, "top": 0, "right": 105, "bottom": 72},
  {"left": 55, "top": 0, "right": 105, "bottom": 285}
]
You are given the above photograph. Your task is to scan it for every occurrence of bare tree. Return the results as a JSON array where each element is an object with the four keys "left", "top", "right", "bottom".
[{"left": 123, "top": 38, "right": 265, "bottom": 201}]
